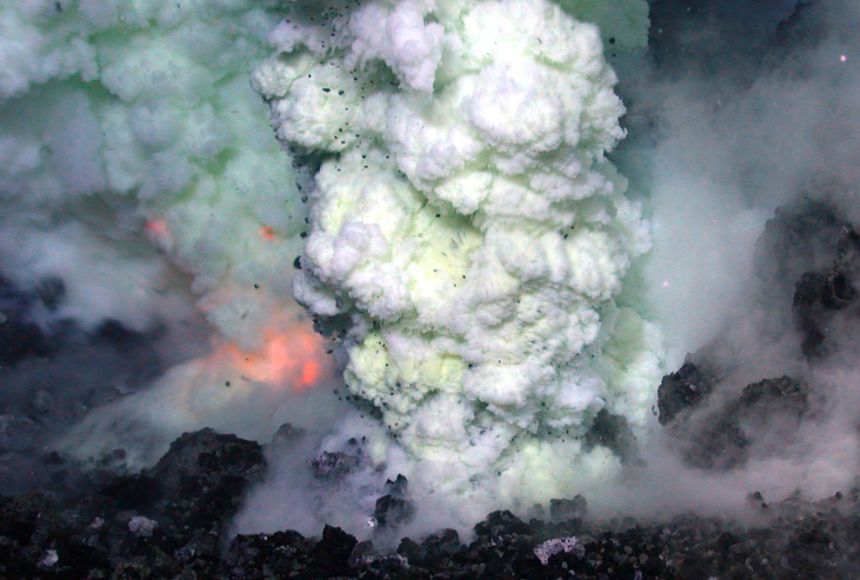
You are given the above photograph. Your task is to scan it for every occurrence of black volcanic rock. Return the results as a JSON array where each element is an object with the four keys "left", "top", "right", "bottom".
[
  {"left": 550, "top": 495, "right": 588, "bottom": 522},
  {"left": 91, "top": 318, "right": 149, "bottom": 351},
  {"left": 309, "top": 525, "right": 358, "bottom": 576},
  {"left": 226, "top": 530, "right": 312, "bottom": 579},
  {"left": 93, "top": 427, "right": 267, "bottom": 571},
  {"left": 100, "top": 473, "right": 161, "bottom": 510},
  {"left": 467, "top": 510, "right": 542, "bottom": 578},
  {"left": 374, "top": 494, "right": 416, "bottom": 530},
  {"left": 684, "top": 376, "right": 808, "bottom": 469},
  {"left": 474, "top": 510, "right": 531, "bottom": 537},
  {"left": 146, "top": 428, "right": 266, "bottom": 530},
  {"left": 793, "top": 226, "right": 860, "bottom": 358},
  {"left": 310, "top": 450, "right": 361, "bottom": 480},
  {"left": 0, "top": 274, "right": 167, "bottom": 497},
  {"left": 657, "top": 201, "right": 859, "bottom": 471},
  {"left": 0, "top": 276, "right": 52, "bottom": 367},
  {"left": 35, "top": 276, "right": 66, "bottom": 312},
  {"left": 374, "top": 474, "right": 416, "bottom": 530},
  {"left": 585, "top": 410, "right": 640, "bottom": 463},
  {"left": 755, "top": 200, "right": 856, "bottom": 322},
  {"left": 383, "top": 473, "right": 409, "bottom": 496},
  {"left": 657, "top": 360, "right": 718, "bottom": 425},
  {"left": 4, "top": 434, "right": 860, "bottom": 579},
  {"left": 0, "top": 429, "right": 266, "bottom": 578},
  {"left": 420, "top": 528, "right": 461, "bottom": 564}
]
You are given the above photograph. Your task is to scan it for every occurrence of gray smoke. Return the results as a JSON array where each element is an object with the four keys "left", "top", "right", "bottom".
[{"left": 580, "top": 0, "right": 860, "bottom": 521}]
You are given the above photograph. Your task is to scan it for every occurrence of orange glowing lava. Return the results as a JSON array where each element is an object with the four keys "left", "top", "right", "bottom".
[
  {"left": 222, "top": 326, "right": 329, "bottom": 392},
  {"left": 260, "top": 226, "right": 276, "bottom": 240},
  {"left": 144, "top": 218, "right": 170, "bottom": 240}
]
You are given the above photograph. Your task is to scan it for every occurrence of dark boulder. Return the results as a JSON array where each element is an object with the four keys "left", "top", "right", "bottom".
[
  {"left": 685, "top": 376, "right": 808, "bottom": 469},
  {"left": 0, "top": 276, "right": 52, "bottom": 367},
  {"left": 550, "top": 495, "right": 588, "bottom": 522},
  {"left": 226, "top": 530, "right": 312, "bottom": 579},
  {"left": 397, "top": 531, "right": 465, "bottom": 576},
  {"left": 755, "top": 200, "right": 853, "bottom": 306},
  {"left": 374, "top": 474, "right": 415, "bottom": 530},
  {"left": 374, "top": 494, "right": 416, "bottom": 530},
  {"left": 474, "top": 510, "right": 531, "bottom": 537},
  {"left": 793, "top": 227, "right": 860, "bottom": 358},
  {"left": 309, "top": 525, "right": 358, "bottom": 577},
  {"left": 585, "top": 409, "right": 640, "bottom": 462},
  {"left": 657, "top": 361, "right": 718, "bottom": 425},
  {"left": 145, "top": 428, "right": 266, "bottom": 530},
  {"left": 310, "top": 450, "right": 361, "bottom": 481},
  {"left": 100, "top": 473, "right": 161, "bottom": 511},
  {"left": 5, "top": 443, "right": 860, "bottom": 578},
  {"left": 421, "top": 528, "right": 461, "bottom": 563}
]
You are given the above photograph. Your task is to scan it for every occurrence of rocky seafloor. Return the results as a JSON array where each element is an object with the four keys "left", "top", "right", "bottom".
[
  {"left": 2, "top": 198, "right": 860, "bottom": 580},
  {"left": 2, "top": 427, "right": 860, "bottom": 580}
]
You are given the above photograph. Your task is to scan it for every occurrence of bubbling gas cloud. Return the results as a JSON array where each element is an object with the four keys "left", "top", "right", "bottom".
[
  {"left": 252, "top": 0, "right": 663, "bottom": 505},
  {"left": 0, "top": 0, "right": 303, "bottom": 347},
  {"left": 0, "top": 0, "right": 343, "bottom": 465}
]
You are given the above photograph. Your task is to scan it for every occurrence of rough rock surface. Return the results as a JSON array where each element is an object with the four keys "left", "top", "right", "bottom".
[
  {"left": 792, "top": 226, "right": 860, "bottom": 358},
  {"left": 659, "top": 200, "right": 858, "bottom": 470},
  {"left": 0, "top": 275, "right": 54, "bottom": 367},
  {"left": 752, "top": 199, "right": 860, "bottom": 359},
  {"left": 0, "top": 275, "right": 164, "bottom": 496},
  {"left": 311, "top": 451, "right": 363, "bottom": 481},
  {"left": 374, "top": 475, "right": 416, "bottom": 531},
  {"left": 661, "top": 369, "right": 810, "bottom": 470},
  {"left": 682, "top": 376, "right": 809, "bottom": 469},
  {"left": 755, "top": 201, "right": 855, "bottom": 308},
  {"left": 0, "top": 428, "right": 264, "bottom": 579},
  {"left": 4, "top": 462, "right": 860, "bottom": 579},
  {"left": 657, "top": 361, "right": 718, "bottom": 426}
]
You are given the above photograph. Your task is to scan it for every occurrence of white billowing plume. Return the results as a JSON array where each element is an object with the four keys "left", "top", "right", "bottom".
[
  {"left": 254, "top": 0, "right": 661, "bottom": 504},
  {"left": 1, "top": 0, "right": 661, "bottom": 532},
  {"left": 0, "top": 0, "right": 343, "bottom": 462},
  {"left": 0, "top": 0, "right": 304, "bottom": 345}
]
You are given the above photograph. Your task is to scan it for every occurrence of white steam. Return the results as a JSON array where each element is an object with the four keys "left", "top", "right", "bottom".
[
  {"left": 0, "top": 0, "right": 343, "bottom": 465},
  {"left": 629, "top": 0, "right": 860, "bottom": 362},
  {"left": 251, "top": 0, "right": 661, "bottom": 516},
  {"left": 593, "top": 0, "right": 860, "bottom": 520}
]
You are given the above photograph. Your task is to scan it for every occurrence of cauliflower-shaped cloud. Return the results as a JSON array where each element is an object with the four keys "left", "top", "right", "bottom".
[
  {"left": 0, "top": 0, "right": 306, "bottom": 348},
  {"left": 256, "top": 0, "right": 662, "bottom": 501},
  {"left": 0, "top": 0, "right": 347, "bottom": 464}
]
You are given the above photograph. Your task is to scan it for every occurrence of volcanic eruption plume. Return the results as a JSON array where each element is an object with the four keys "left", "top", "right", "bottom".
[
  {"left": 249, "top": 0, "right": 663, "bottom": 517},
  {"left": 0, "top": 0, "right": 344, "bottom": 469},
  {"left": 4, "top": 0, "right": 860, "bottom": 560}
]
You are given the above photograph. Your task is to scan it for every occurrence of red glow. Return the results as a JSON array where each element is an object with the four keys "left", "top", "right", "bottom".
[
  {"left": 260, "top": 226, "right": 276, "bottom": 240},
  {"left": 221, "top": 326, "right": 329, "bottom": 392},
  {"left": 144, "top": 219, "right": 170, "bottom": 240},
  {"left": 300, "top": 359, "right": 321, "bottom": 386}
]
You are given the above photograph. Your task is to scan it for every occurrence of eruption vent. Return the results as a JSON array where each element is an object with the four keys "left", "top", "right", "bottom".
[
  {"left": 254, "top": 0, "right": 662, "bottom": 500},
  {"left": 0, "top": 0, "right": 344, "bottom": 465},
  {"left": 222, "top": 327, "right": 328, "bottom": 391}
]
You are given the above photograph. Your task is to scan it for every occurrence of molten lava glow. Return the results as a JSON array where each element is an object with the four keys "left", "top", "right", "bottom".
[
  {"left": 144, "top": 219, "right": 171, "bottom": 241},
  {"left": 299, "top": 358, "right": 321, "bottom": 386},
  {"left": 223, "top": 325, "right": 329, "bottom": 392},
  {"left": 260, "top": 226, "right": 276, "bottom": 240}
]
